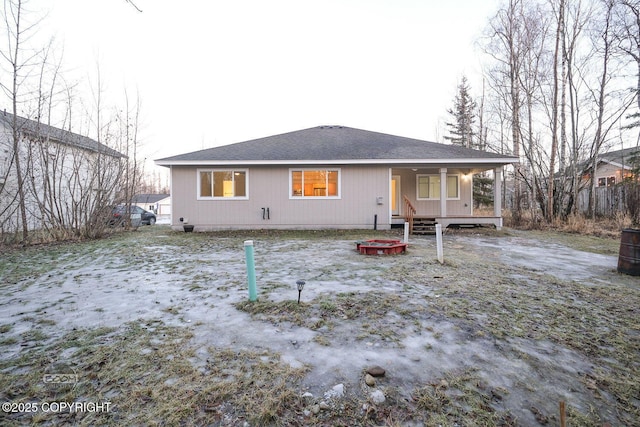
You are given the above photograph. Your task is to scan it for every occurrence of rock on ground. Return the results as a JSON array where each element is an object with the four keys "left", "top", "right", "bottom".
[
  {"left": 367, "top": 366, "right": 386, "bottom": 377},
  {"left": 370, "top": 389, "right": 386, "bottom": 404}
]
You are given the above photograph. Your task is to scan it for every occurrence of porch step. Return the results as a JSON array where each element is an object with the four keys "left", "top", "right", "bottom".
[{"left": 412, "top": 217, "right": 437, "bottom": 235}]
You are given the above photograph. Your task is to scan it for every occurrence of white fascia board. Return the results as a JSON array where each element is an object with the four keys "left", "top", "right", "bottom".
[
  {"left": 600, "top": 159, "right": 632, "bottom": 170},
  {"left": 155, "top": 157, "right": 520, "bottom": 167}
]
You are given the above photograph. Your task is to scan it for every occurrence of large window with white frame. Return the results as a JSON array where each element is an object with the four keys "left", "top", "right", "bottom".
[
  {"left": 416, "top": 174, "right": 459, "bottom": 200},
  {"left": 290, "top": 169, "right": 340, "bottom": 198},
  {"left": 198, "top": 169, "right": 248, "bottom": 199}
]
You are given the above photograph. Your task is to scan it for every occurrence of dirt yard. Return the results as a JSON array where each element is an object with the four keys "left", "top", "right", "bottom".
[{"left": 0, "top": 226, "right": 638, "bottom": 426}]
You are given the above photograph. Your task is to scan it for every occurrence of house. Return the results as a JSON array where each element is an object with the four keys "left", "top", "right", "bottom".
[
  {"left": 155, "top": 126, "right": 518, "bottom": 232},
  {"left": 589, "top": 147, "right": 639, "bottom": 187},
  {"left": 575, "top": 146, "right": 640, "bottom": 216},
  {"left": 0, "top": 110, "right": 125, "bottom": 232},
  {"left": 131, "top": 193, "right": 171, "bottom": 215}
]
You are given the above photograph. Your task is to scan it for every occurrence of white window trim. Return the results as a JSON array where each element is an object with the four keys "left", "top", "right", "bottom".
[
  {"left": 416, "top": 174, "right": 460, "bottom": 200},
  {"left": 289, "top": 168, "right": 342, "bottom": 199},
  {"left": 597, "top": 176, "right": 616, "bottom": 187},
  {"left": 197, "top": 168, "right": 249, "bottom": 200}
]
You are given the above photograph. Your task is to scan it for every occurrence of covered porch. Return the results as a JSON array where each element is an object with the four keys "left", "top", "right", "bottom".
[{"left": 389, "top": 166, "right": 505, "bottom": 233}]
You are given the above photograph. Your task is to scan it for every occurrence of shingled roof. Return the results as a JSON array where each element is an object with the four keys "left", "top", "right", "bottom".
[
  {"left": 156, "top": 125, "right": 517, "bottom": 166},
  {"left": 599, "top": 146, "right": 639, "bottom": 168},
  {"left": 131, "top": 193, "right": 170, "bottom": 204},
  {"left": 0, "top": 111, "right": 125, "bottom": 159}
]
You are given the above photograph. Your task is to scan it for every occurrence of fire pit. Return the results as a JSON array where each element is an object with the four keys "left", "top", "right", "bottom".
[{"left": 356, "top": 239, "right": 407, "bottom": 255}]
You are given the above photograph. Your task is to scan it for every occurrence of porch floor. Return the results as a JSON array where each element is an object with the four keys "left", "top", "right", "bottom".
[{"left": 392, "top": 215, "right": 503, "bottom": 231}]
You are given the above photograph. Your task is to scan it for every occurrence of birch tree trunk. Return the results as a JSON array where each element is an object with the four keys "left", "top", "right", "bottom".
[
  {"left": 548, "top": 0, "right": 565, "bottom": 221},
  {"left": 589, "top": 0, "right": 614, "bottom": 218},
  {"left": 4, "top": 0, "right": 30, "bottom": 241}
]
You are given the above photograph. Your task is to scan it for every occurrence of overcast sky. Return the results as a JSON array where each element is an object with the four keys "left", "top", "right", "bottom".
[{"left": 28, "top": 0, "right": 501, "bottom": 171}]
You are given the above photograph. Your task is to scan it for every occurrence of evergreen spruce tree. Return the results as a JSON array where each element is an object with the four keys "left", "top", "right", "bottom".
[
  {"left": 444, "top": 76, "right": 493, "bottom": 208},
  {"left": 444, "top": 76, "right": 477, "bottom": 149},
  {"left": 628, "top": 148, "right": 640, "bottom": 181}
]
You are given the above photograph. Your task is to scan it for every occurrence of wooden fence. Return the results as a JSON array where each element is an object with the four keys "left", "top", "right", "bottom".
[{"left": 577, "top": 184, "right": 640, "bottom": 219}]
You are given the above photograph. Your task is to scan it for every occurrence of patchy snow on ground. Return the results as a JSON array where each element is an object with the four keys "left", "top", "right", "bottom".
[{"left": 0, "top": 226, "right": 637, "bottom": 425}]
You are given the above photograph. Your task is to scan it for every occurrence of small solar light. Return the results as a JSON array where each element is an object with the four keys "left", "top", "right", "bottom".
[{"left": 296, "top": 280, "right": 306, "bottom": 304}]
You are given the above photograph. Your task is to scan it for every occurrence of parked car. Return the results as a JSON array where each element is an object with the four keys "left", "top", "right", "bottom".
[{"left": 111, "top": 205, "right": 156, "bottom": 226}]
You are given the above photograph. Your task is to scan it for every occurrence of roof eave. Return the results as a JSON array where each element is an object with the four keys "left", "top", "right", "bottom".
[
  {"left": 599, "top": 159, "right": 632, "bottom": 169},
  {"left": 155, "top": 157, "right": 519, "bottom": 167}
]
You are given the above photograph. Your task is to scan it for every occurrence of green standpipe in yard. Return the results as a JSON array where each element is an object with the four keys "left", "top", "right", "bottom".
[{"left": 244, "top": 240, "right": 258, "bottom": 301}]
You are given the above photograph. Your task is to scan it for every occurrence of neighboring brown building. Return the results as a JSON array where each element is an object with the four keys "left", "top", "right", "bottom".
[{"left": 587, "top": 147, "right": 638, "bottom": 187}]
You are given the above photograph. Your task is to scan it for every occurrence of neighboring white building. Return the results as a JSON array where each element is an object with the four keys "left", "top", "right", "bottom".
[
  {"left": 131, "top": 193, "right": 170, "bottom": 213},
  {"left": 131, "top": 193, "right": 171, "bottom": 222},
  {"left": 0, "top": 111, "right": 126, "bottom": 234}
]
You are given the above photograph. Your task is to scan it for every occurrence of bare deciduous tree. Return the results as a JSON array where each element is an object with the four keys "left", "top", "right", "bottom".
[
  {"left": 0, "top": 0, "right": 39, "bottom": 241},
  {"left": 0, "top": 2, "right": 129, "bottom": 243},
  {"left": 115, "top": 89, "right": 143, "bottom": 229},
  {"left": 586, "top": 0, "right": 635, "bottom": 217},
  {"left": 485, "top": 0, "right": 528, "bottom": 222},
  {"left": 482, "top": 0, "right": 637, "bottom": 224},
  {"left": 548, "top": 0, "right": 565, "bottom": 221},
  {"left": 614, "top": 0, "right": 640, "bottom": 135}
]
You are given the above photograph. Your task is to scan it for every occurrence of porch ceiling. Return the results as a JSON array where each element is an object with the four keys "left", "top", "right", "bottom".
[{"left": 390, "top": 163, "right": 502, "bottom": 173}]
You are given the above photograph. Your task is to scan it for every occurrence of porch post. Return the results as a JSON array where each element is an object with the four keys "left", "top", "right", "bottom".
[
  {"left": 439, "top": 168, "right": 447, "bottom": 217},
  {"left": 494, "top": 167, "right": 503, "bottom": 218}
]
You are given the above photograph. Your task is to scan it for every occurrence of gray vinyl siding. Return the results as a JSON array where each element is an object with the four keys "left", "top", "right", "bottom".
[{"left": 170, "top": 165, "right": 391, "bottom": 230}]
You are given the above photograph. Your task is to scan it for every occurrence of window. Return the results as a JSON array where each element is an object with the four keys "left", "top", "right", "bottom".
[
  {"left": 417, "top": 175, "right": 459, "bottom": 199},
  {"left": 447, "top": 175, "right": 459, "bottom": 198},
  {"left": 198, "top": 169, "right": 247, "bottom": 199},
  {"left": 597, "top": 176, "right": 616, "bottom": 187},
  {"left": 290, "top": 169, "right": 340, "bottom": 198}
]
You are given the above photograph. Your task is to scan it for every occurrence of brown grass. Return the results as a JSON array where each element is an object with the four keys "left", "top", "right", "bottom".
[
  {"left": 501, "top": 209, "right": 636, "bottom": 239},
  {"left": 0, "top": 321, "right": 309, "bottom": 426}
]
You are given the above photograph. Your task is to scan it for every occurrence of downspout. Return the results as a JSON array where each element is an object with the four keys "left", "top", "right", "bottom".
[{"left": 169, "top": 165, "right": 174, "bottom": 226}]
